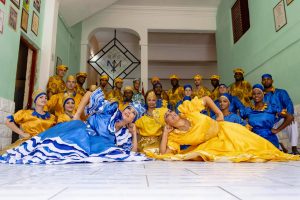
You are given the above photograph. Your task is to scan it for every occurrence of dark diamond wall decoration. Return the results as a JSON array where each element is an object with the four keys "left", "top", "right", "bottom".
[{"left": 88, "top": 30, "right": 140, "bottom": 87}]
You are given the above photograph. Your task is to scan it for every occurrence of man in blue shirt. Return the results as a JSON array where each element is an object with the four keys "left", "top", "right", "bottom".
[{"left": 262, "top": 74, "right": 299, "bottom": 155}]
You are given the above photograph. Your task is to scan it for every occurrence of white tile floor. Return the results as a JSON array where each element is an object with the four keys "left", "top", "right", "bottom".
[{"left": 1, "top": 161, "right": 300, "bottom": 200}]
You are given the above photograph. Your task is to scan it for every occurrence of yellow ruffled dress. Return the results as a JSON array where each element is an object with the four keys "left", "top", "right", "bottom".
[
  {"left": 135, "top": 110, "right": 166, "bottom": 154},
  {"left": 147, "top": 97, "right": 300, "bottom": 162}
]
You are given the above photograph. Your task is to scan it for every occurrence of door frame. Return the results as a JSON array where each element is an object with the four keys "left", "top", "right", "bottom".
[{"left": 20, "top": 36, "right": 38, "bottom": 109}]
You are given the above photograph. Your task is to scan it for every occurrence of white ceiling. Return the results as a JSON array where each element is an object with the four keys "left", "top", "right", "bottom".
[
  {"left": 59, "top": 0, "right": 222, "bottom": 27},
  {"left": 59, "top": 0, "right": 119, "bottom": 26}
]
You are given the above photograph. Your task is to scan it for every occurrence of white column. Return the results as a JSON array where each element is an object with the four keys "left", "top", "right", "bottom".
[
  {"left": 38, "top": 0, "right": 60, "bottom": 90},
  {"left": 140, "top": 32, "right": 148, "bottom": 91},
  {"left": 80, "top": 42, "right": 89, "bottom": 73}
]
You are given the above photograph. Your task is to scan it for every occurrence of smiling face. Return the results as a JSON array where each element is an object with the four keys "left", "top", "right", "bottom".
[
  {"left": 146, "top": 94, "right": 157, "bottom": 109},
  {"left": 219, "top": 96, "right": 230, "bottom": 111},
  {"left": 35, "top": 94, "right": 47, "bottom": 107},
  {"left": 164, "top": 110, "right": 180, "bottom": 127},
  {"left": 252, "top": 88, "right": 264, "bottom": 104},
  {"left": 122, "top": 106, "right": 137, "bottom": 124},
  {"left": 64, "top": 99, "right": 75, "bottom": 112}
]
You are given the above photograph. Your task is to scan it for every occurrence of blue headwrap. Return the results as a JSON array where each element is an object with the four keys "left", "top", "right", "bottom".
[
  {"left": 252, "top": 84, "right": 264, "bottom": 92},
  {"left": 219, "top": 83, "right": 228, "bottom": 88},
  {"left": 261, "top": 74, "right": 272, "bottom": 79},
  {"left": 219, "top": 93, "right": 232, "bottom": 103},
  {"left": 63, "top": 97, "right": 75, "bottom": 107},
  {"left": 33, "top": 92, "right": 47, "bottom": 103},
  {"left": 153, "top": 82, "right": 162, "bottom": 89},
  {"left": 184, "top": 84, "right": 192, "bottom": 90},
  {"left": 127, "top": 101, "right": 146, "bottom": 122}
]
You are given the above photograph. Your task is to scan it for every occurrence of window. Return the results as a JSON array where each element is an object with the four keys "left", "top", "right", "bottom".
[{"left": 231, "top": 0, "right": 250, "bottom": 43}]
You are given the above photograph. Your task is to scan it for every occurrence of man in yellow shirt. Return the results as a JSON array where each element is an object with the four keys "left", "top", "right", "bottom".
[
  {"left": 119, "top": 86, "right": 134, "bottom": 111},
  {"left": 47, "top": 65, "right": 68, "bottom": 98},
  {"left": 107, "top": 77, "right": 123, "bottom": 102},
  {"left": 229, "top": 68, "right": 252, "bottom": 107},
  {"left": 210, "top": 75, "right": 220, "bottom": 101},
  {"left": 193, "top": 74, "right": 211, "bottom": 98},
  {"left": 46, "top": 75, "right": 83, "bottom": 118},
  {"left": 99, "top": 74, "right": 109, "bottom": 98},
  {"left": 167, "top": 75, "right": 184, "bottom": 110},
  {"left": 76, "top": 72, "right": 87, "bottom": 96}
]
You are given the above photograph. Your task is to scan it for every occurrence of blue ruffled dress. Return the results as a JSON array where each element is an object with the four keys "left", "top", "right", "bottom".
[{"left": 0, "top": 88, "right": 149, "bottom": 164}]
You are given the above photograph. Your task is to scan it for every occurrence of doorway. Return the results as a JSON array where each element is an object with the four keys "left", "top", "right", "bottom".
[{"left": 12, "top": 37, "right": 38, "bottom": 142}]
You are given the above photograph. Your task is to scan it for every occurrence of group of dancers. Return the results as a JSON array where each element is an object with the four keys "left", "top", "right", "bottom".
[{"left": 0, "top": 65, "right": 299, "bottom": 164}]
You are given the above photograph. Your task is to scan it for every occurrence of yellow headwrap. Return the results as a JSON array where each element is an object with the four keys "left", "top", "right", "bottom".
[
  {"left": 210, "top": 75, "right": 220, "bottom": 80},
  {"left": 114, "top": 77, "right": 123, "bottom": 84},
  {"left": 100, "top": 74, "right": 109, "bottom": 81},
  {"left": 169, "top": 74, "right": 179, "bottom": 80},
  {"left": 233, "top": 68, "right": 244, "bottom": 74},
  {"left": 67, "top": 75, "right": 76, "bottom": 82},
  {"left": 151, "top": 76, "right": 160, "bottom": 84},
  {"left": 146, "top": 91, "right": 156, "bottom": 100},
  {"left": 123, "top": 86, "right": 133, "bottom": 92},
  {"left": 56, "top": 65, "right": 68, "bottom": 71},
  {"left": 76, "top": 72, "right": 87, "bottom": 78},
  {"left": 193, "top": 74, "right": 202, "bottom": 80},
  {"left": 32, "top": 89, "right": 46, "bottom": 103}
]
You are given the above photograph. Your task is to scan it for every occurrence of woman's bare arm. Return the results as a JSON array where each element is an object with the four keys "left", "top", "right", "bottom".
[
  {"left": 5, "top": 119, "right": 30, "bottom": 138},
  {"left": 159, "top": 125, "right": 173, "bottom": 154},
  {"left": 73, "top": 91, "right": 92, "bottom": 120},
  {"left": 202, "top": 96, "right": 224, "bottom": 121}
]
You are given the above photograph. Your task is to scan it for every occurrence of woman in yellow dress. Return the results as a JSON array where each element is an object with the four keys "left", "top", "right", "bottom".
[
  {"left": 57, "top": 95, "right": 76, "bottom": 123},
  {"left": 1, "top": 89, "right": 56, "bottom": 153},
  {"left": 148, "top": 96, "right": 299, "bottom": 162},
  {"left": 135, "top": 91, "right": 166, "bottom": 154}
]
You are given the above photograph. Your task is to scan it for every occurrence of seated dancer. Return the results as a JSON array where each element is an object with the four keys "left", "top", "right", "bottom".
[
  {"left": 0, "top": 88, "right": 148, "bottom": 164},
  {"left": 146, "top": 96, "right": 299, "bottom": 162},
  {"left": 211, "top": 83, "right": 244, "bottom": 117},
  {"left": 135, "top": 91, "right": 165, "bottom": 154},
  {"left": 57, "top": 95, "right": 75, "bottom": 123},
  {"left": 1, "top": 89, "right": 56, "bottom": 153},
  {"left": 240, "top": 84, "right": 293, "bottom": 148},
  {"left": 212, "top": 93, "right": 248, "bottom": 127},
  {"left": 175, "top": 84, "right": 193, "bottom": 114}
]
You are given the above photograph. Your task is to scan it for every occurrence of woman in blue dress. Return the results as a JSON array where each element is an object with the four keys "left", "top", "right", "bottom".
[
  {"left": 175, "top": 84, "right": 193, "bottom": 114},
  {"left": 240, "top": 84, "right": 293, "bottom": 148},
  {"left": 0, "top": 88, "right": 148, "bottom": 164},
  {"left": 212, "top": 93, "right": 247, "bottom": 126}
]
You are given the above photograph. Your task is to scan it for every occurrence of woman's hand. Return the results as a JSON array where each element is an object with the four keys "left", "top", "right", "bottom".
[
  {"left": 271, "top": 128, "right": 280, "bottom": 134},
  {"left": 163, "top": 124, "right": 174, "bottom": 135},
  {"left": 216, "top": 112, "right": 224, "bottom": 121},
  {"left": 21, "top": 132, "right": 30, "bottom": 138},
  {"left": 127, "top": 123, "right": 137, "bottom": 137}
]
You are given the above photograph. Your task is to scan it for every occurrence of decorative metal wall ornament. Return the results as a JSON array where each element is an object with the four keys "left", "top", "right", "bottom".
[{"left": 88, "top": 30, "right": 140, "bottom": 87}]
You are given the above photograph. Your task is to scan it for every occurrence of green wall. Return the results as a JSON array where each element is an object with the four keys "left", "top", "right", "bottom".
[
  {"left": 55, "top": 15, "right": 82, "bottom": 76},
  {"left": 0, "top": 0, "right": 45, "bottom": 101},
  {"left": 216, "top": 0, "right": 300, "bottom": 104}
]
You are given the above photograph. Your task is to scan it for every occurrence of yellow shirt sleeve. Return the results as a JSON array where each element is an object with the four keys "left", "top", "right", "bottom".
[{"left": 11, "top": 110, "right": 28, "bottom": 124}]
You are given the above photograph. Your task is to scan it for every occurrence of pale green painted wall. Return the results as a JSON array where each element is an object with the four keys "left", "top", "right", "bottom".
[
  {"left": 55, "top": 16, "right": 82, "bottom": 76},
  {"left": 216, "top": 0, "right": 300, "bottom": 104},
  {"left": 0, "top": 0, "right": 45, "bottom": 101}
]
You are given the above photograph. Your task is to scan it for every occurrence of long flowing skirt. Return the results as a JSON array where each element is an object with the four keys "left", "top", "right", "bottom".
[
  {"left": 0, "top": 120, "right": 149, "bottom": 164},
  {"left": 147, "top": 122, "right": 300, "bottom": 162}
]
